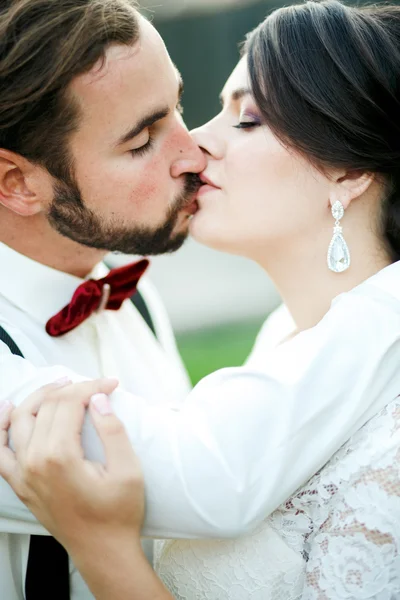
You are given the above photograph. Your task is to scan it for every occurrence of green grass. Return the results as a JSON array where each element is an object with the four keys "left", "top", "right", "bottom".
[{"left": 176, "top": 318, "right": 265, "bottom": 386}]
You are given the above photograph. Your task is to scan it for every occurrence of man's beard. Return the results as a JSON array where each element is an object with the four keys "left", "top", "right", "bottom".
[{"left": 47, "top": 174, "right": 200, "bottom": 256}]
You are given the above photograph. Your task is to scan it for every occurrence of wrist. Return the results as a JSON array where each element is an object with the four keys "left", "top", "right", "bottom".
[
  {"left": 72, "top": 535, "right": 146, "bottom": 591},
  {"left": 65, "top": 532, "right": 173, "bottom": 600},
  {"left": 67, "top": 527, "right": 143, "bottom": 568}
]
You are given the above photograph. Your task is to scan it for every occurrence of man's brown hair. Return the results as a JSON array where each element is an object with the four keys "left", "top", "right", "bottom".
[{"left": 0, "top": 0, "right": 140, "bottom": 182}]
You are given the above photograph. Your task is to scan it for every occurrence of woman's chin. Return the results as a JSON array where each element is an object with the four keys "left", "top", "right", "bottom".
[
  {"left": 189, "top": 213, "right": 234, "bottom": 253},
  {"left": 189, "top": 215, "right": 216, "bottom": 247}
]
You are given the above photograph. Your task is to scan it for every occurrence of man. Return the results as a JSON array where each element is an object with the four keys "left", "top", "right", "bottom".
[{"left": 0, "top": 0, "right": 204, "bottom": 598}]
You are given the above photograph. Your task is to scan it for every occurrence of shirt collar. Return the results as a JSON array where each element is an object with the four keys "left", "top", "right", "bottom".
[
  {"left": 361, "top": 259, "right": 400, "bottom": 299},
  {"left": 327, "top": 259, "right": 400, "bottom": 308},
  {"left": 0, "top": 242, "right": 108, "bottom": 325}
]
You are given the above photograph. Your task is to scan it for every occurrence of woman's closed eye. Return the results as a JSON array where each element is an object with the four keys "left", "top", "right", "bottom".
[
  {"left": 233, "top": 112, "right": 261, "bottom": 130},
  {"left": 233, "top": 121, "right": 260, "bottom": 130}
]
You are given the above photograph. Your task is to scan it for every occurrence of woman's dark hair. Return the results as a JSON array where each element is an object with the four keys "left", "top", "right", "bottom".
[{"left": 245, "top": 0, "right": 400, "bottom": 259}]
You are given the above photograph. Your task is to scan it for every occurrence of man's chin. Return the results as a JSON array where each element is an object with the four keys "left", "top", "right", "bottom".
[
  {"left": 139, "top": 229, "right": 189, "bottom": 256},
  {"left": 161, "top": 230, "right": 189, "bottom": 254}
]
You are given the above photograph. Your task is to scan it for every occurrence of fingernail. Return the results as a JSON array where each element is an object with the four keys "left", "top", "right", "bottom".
[
  {"left": 0, "top": 400, "right": 12, "bottom": 415},
  {"left": 91, "top": 393, "right": 113, "bottom": 415},
  {"left": 54, "top": 376, "right": 72, "bottom": 387}
]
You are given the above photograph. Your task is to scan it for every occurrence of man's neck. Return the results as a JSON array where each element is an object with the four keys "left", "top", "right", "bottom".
[{"left": 0, "top": 210, "right": 106, "bottom": 278}]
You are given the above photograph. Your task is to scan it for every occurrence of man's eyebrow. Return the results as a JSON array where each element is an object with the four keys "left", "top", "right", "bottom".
[
  {"left": 116, "top": 108, "right": 169, "bottom": 146},
  {"left": 116, "top": 76, "right": 184, "bottom": 147},
  {"left": 173, "top": 63, "right": 184, "bottom": 100},
  {"left": 178, "top": 76, "right": 184, "bottom": 101},
  {"left": 219, "top": 87, "right": 251, "bottom": 107}
]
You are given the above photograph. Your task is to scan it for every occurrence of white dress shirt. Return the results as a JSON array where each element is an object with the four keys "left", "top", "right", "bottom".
[
  {"left": 2, "top": 243, "right": 400, "bottom": 598},
  {"left": 0, "top": 242, "right": 191, "bottom": 600}
]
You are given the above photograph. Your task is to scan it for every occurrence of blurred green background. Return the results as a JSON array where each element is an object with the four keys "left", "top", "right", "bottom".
[{"left": 176, "top": 318, "right": 264, "bottom": 385}]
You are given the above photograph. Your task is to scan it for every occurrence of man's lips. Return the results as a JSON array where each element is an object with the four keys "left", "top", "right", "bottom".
[{"left": 183, "top": 198, "right": 199, "bottom": 215}]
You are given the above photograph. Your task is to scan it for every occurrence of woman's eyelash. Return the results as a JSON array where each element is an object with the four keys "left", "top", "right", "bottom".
[
  {"left": 233, "top": 121, "right": 260, "bottom": 130},
  {"left": 130, "top": 135, "right": 154, "bottom": 157}
]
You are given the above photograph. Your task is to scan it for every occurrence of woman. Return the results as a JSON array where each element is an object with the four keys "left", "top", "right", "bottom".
[{"left": 2, "top": 0, "right": 400, "bottom": 597}]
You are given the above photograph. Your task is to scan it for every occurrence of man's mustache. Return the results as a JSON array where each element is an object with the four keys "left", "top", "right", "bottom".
[
  {"left": 183, "top": 173, "right": 202, "bottom": 201},
  {"left": 173, "top": 173, "right": 202, "bottom": 213}
]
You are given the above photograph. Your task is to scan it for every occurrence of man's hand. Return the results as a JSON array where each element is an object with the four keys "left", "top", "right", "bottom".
[{"left": 0, "top": 378, "right": 145, "bottom": 553}]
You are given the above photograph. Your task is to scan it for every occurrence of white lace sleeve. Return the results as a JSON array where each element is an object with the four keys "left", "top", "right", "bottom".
[{"left": 303, "top": 403, "right": 400, "bottom": 599}]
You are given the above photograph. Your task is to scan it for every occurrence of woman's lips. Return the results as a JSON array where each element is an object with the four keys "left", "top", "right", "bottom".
[{"left": 196, "top": 183, "right": 220, "bottom": 197}]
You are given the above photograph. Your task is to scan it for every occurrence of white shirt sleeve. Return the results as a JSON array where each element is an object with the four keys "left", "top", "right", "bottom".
[{"left": 2, "top": 290, "right": 400, "bottom": 539}]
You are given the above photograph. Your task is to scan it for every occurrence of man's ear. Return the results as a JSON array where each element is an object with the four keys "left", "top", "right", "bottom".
[
  {"left": 329, "top": 170, "right": 375, "bottom": 210},
  {"left": 0, "top": 149, "right": 48, "bottom": 216}
]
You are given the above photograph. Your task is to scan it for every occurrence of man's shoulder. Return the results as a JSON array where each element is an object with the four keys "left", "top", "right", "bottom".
[{"left": 0, "top": 317, "right": 29, "bottom": 354}]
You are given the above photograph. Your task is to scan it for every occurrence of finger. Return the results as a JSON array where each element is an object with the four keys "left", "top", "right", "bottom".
[
  {"left": 55, "top": 378, "right": 120, "bottom": 406},
  {"left": 0, "top": 401, "right": 18, "bottom": 484},
  {"left": 89, "top": 394, "right": 141, "bottom": 477},
  {"left": 11, "top": 379, "right": 72, "bottom": 463},
  {"left": 15, "top": 378, "right": 72, "bottom": 417},
  {"left": 29, "top": 378, "right": 120, "bottom": 464},
  {"left": 0, "top": 400, "right": 14, "bottom": 434}
]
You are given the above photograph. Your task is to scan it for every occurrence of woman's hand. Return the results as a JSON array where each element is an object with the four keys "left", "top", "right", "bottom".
[
  {"left": 0, "top": 378, "right": 144, "bottom": 552},
  {"left": 0, "top": 380, "right": 174, "bottom": 599}
]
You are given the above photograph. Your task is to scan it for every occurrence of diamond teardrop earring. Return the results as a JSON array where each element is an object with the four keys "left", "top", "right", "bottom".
[{"left": 327, "top": 200, "right": 350, "bottom": 273}]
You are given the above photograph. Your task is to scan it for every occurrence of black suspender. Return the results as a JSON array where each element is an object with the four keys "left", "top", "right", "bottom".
[
  {"left": 0, "top": 326, "right": 24, "bottom": 357},
  {"left": 131, "top": 290, "right": 156, "bottom": 337},
  {"left": 0, "top": 325, "right": 70, "bottom": 600},
  {"left": 0, "top": 289, "right": 157, "bottom": 599}
]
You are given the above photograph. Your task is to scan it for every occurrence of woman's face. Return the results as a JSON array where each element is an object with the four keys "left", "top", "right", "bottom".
[{"left": 190, "top": 57, "right": 333, "bottom": 260}]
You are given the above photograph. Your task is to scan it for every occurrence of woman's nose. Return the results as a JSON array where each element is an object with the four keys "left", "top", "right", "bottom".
[{"left": 191, "top": 120, "right": 224, "bottom": 160}]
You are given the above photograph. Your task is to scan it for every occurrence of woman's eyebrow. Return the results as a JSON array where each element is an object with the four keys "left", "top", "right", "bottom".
[{"left": 219, "top": 87, "right": 251, "bottom": 107}]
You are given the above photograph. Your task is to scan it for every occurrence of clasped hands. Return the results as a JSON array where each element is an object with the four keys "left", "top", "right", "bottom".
[{"left": 0, "top": 378, "right": 145, "bottom": 555}]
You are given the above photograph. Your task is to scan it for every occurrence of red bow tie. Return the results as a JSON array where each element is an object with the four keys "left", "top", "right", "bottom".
[{"left": 46, "top": 259, "right": 149, "bottom": 337}]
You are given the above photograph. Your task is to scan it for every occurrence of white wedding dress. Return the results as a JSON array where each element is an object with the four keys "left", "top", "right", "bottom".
[{"left": 154, "top": 307, "right": 400, "bottom": 599}]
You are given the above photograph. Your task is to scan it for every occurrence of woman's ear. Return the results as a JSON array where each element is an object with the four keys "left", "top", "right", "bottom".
[
  {"left": 0, "top": 149, "right": 46, "bottom": 216},
  {"left": 329, "top": 170, "right": 375, "bottom": 210}
]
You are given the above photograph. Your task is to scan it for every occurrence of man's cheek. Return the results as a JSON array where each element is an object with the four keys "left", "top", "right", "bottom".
[{"left": 128, "top": 172, "right": 163, "bottom": 210}]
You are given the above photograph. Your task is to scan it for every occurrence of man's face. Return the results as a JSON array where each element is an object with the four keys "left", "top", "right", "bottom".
[{"left": 48, "top": 15, "right": 205, "bottom": 255}]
